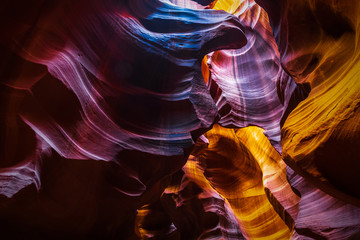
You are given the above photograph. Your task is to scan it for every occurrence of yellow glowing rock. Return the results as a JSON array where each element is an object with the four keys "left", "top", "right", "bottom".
[{"left": 189, "top": 125, "right": 300, "bottom": 239}]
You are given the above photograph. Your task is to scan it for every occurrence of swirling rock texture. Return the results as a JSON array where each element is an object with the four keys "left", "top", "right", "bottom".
[{"left": 0, "top": 0, "right": 359, "bottom": 239}]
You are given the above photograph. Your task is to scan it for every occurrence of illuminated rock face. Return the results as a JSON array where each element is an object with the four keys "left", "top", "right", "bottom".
[
  {"left": 0, "top": 0, "right": 359, "bottom": 239},
  {"left": 258, "top": 0, "right": 360, "bottom": 202}
]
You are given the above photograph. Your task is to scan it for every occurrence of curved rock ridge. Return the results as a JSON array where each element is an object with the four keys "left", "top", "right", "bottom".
[
  {"left": 18, "top": 0, "right": 246, "bottom": 158},
  {"left": 191, "top": 125, "right": 295, "bottom": 239},
  {"left": 255, "top": 0, "right": 358, "bottom": 84},
  {"left": 206, "top": 0, "right": 309, "bottom": 152},
  {"left": 1, "top": 0, "right": 360, "bottom": 239},
  {"left": 0, "top": 0, "right": 246, "bottom": 198},
  {"left": 135, "top": 160, "right": 245, "bottom": 239},
  {"left": 188, "top": 125, "right": 360, "bottom": 240},
  {"left": 255, "top": 0, "right": 360, "bottom": 200},
  {"left": 287, "top": 167, "right": 360, "bottom": 240},
  {"left": 166, "top": 0, "right": 216, "bottom": 9}
]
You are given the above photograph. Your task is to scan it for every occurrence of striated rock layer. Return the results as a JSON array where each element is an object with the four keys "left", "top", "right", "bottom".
[
  {"left": 256, "top": 0, "right": 360, "bottom": 203},
  {"left": 1, "top": 0, "right": 360, "bottom": 239}
]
